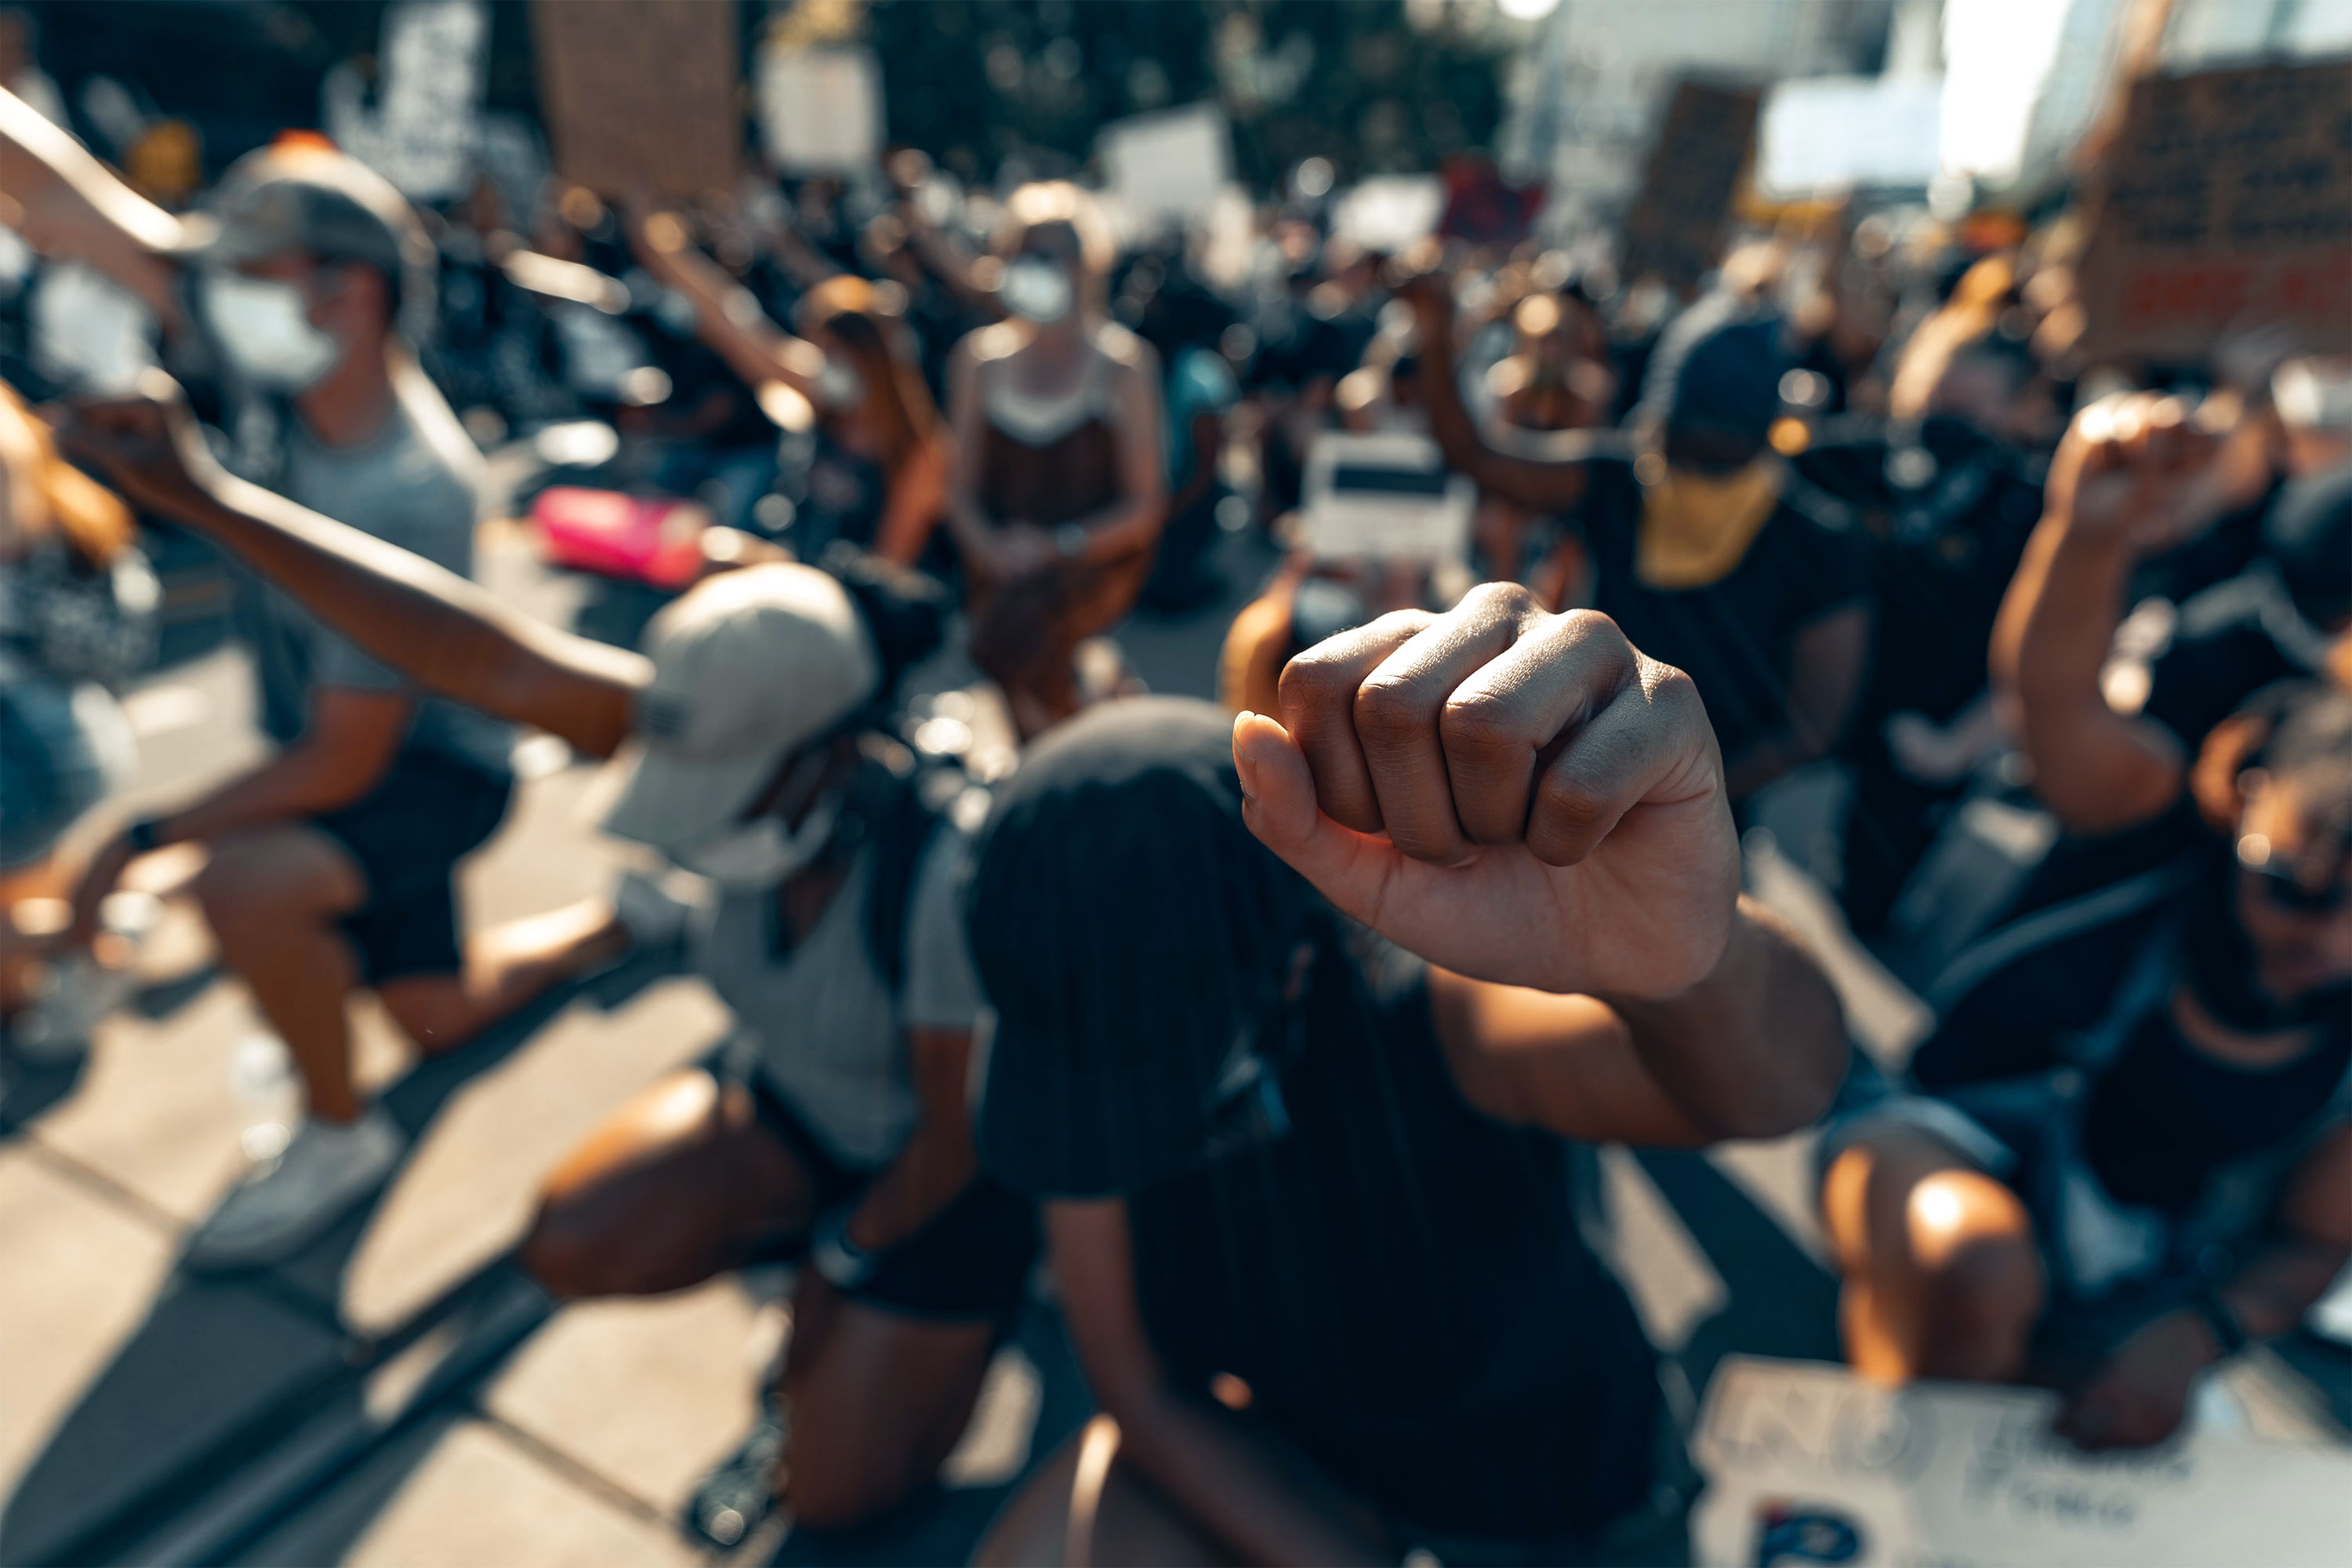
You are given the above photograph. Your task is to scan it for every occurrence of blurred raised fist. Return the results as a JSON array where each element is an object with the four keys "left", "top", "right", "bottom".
[
  {"left": 2045, "top": 391, "right": 2228, "bottom": 556},
  {"left": 58, "top": 370, "right": 226, "bottom": 527}
]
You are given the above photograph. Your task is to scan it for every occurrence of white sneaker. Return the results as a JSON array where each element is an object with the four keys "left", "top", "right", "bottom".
[
  {"left": 185, "top": 1107, "right": 405, "bottom": 1270},
  {"left": 11, "top": 953, "right": 138, "bottom": 1065}
]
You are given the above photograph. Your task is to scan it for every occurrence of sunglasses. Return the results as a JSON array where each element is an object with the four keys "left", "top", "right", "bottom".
[{"left": 2240, "top": 833, "right": 2351, "bottom": 914}]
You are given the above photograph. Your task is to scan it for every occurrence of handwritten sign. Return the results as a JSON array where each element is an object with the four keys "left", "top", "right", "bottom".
[
  {"left": 1694, "top": 1356, "right": 2352, "bottom": 1567},
  {"left": 1301, "top": 432, "right": 1474, "bottom": 563},
  {"left": 326, "top": 0, "right": 488, "bottom": 201},
  {"left": 532, "top": 0, "right": 742, "bottom": 199},
  {"left": 2077, "top": 60, "right": 2352, "bottom": 361},
  {"left": 1621, "top": 80, "right": 1761, "bottom": 292}
]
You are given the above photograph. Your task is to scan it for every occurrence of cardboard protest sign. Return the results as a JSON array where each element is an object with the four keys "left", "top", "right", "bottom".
[
  {"left": 1301, "top": 432, "right": 1474, "bottom": 563},
  {"left": 2078, "top": 60, "right": 2352, "bottom": 361},
  {"left": 1693, "top": 1356, "right": 2352, "bottom": 1567},
  {"left": 532, "top": 0, "right": 742, "bottom": 199},
  {"left": 1097, "top": 103, "right": 1232, "bottom": 227},
  {"left": 758, "top": 45, "right": 883, "bottom": 174},
  {"left": 1620, "top": 80, "right": 1761, "bottom": 292}
]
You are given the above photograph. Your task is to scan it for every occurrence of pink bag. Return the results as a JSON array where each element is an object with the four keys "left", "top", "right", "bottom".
[{"left": 532, "top": 488, "right": 709, "bottom": 588}]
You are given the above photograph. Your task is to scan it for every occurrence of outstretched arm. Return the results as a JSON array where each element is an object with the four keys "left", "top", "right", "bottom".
[
  {"left": 1237, "top": 583, "right": 1846, "bottom": 1144},
  {"left": 62, "top": 383, "right": 645, "bottom": 757},
  {"left": 1402, "top": 273, "right": 1607, "bottom": 517},
  {"left": 0, "top": 86, "right": 184, "bottom": 325},
  {"left": 625, "top": 205, "right": 828, "bottom": 405},
  {"left": 1991, "top": 394, "right": 2216, "bottom": 835}
]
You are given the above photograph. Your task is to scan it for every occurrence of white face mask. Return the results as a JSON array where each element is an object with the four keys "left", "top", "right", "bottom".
[
  {"left": 670, "top": 791, "right": 842, "bottom": 891},
  {"left": 202, "top": 271, "right": 343, "bottom": 391},
  {"left": 1001, "top": 256, "right": 1074, "bottom": 325},
  {"left": 813, "top": 356, "right": 866, "bottom": 411}
]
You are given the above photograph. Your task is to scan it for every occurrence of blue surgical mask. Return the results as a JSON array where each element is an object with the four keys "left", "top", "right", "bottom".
[{"left": 201, "top": 271, "right": 343, "bottom": 391}]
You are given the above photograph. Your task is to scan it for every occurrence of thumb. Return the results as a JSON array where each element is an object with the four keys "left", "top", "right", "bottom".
[{"left": 1233, "top": 710, "right": 1403, "bottom": 924}]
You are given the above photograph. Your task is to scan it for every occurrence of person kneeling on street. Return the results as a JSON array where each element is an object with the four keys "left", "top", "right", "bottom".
[
  {"left": 1820, "top": 679, "right": 2352, "bottom": 1450},
  {"left": 62, "top": 383, "right": 1039, "bottom": 1536},
  {"left": 969, "top": 587, "right": 1848, "bottom": 1566}
]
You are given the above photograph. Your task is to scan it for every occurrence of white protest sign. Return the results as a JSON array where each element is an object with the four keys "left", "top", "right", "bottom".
[
  {"left": 1097, "top": 103, "right": 1231, "bottom": 227},
  {"left": 1301, "top": 432, "right": 1473, "bottom": 563},
  {"left": 758, "top": 45, "right": 884, "bottom": 174},
  {"left": 1693, "top": 1356, "right": 2352, "bottom": 1568},
  {"left": 1330, "top": 176, "right": 1446, "bottom": 252},
  {"left": 326, "top": 0, "right": 488, "bottom": 201},
  {"left": 1757, "top": 75, "right": 1944, "bottom": 198}
]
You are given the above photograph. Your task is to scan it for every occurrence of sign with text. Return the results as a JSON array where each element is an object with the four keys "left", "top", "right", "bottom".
[
  {"left": 2078, "top": 60, "right": 2352, "bottom": 361},
  {"left": 1301, "top": 432, "right": 1474, "bottom": 563},
  {"left": 1620, "top": 79, "right": 1762, "bottom": 292},
  {"left": 532, "top": 0, "right": 741, "bottom": 199},
  {"left": 1694, "top": 1357, "right": 2352, "bottom": 1567},
  {"left": 326, "top": 0, "right": 488, "bottom": 201},
  {"left": 758, "top": 45, "right": 882, "bottom": 174}
]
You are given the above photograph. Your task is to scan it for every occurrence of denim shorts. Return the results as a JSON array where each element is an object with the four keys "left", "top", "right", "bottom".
[{"left": 0, "top": 670, "right": 132, "bottom": 871}]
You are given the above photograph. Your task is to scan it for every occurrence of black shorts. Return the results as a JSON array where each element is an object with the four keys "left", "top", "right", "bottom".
[
  {"left": 312, "top": 747, "right": 513, "bottom": 984},
  {"left": 739, "top": 1063, "right": 1038, "bottom": 1324}
]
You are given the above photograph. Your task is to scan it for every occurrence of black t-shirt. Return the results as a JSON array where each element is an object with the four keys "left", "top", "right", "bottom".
[
  {"left": 985, "top": 938, "right": 1658, "bottom": 1541},
  {"left": 1579, "top": 459, "right": 1869, "bottom": 765}
]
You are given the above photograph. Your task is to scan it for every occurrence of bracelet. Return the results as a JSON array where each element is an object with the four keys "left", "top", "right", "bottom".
[
  {"left": 125, "top": 817, "right": 167, "bottom": 855},
  {"left": 1055, "top": 521, "right": 1089, "bottom": 561},
  {"left": 809, "top": 1207, "right": 877, "bottom": 1290},
  {"left": 2193, "top": 1285, "right": 2250, "bottom": 1357}
]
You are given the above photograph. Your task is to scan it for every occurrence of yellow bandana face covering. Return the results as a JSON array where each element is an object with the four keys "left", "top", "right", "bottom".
[{"left": 1634, "top": 459, "right": 1785, "bottom": 590}]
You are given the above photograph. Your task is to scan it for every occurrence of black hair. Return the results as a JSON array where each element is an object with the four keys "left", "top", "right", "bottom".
[
  {"left": 817, "top": 541, "right": 949, "bottom": 710},
  {"left": 2249, "top": 682, "right": 2352, "bottom": 848}
]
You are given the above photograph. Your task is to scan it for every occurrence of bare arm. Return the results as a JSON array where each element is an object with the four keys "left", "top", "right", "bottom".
[
  {"left": 0, "top": 86, "right": 183, "bottom": 324},
  {"left": 62, "top": 387, "right": 646, "bottom": 758},
  {"left": 1991, "top": 395, "right": 2215, "bottom": 835},
  {"left": 869, "top": 431, "right": 950, "bottom": 568},
  {"left": 626, "top": 209, "right": 826, "bottom": 402},
  {"left": 1404, "top": 276, "right": 1604, "bottom": 517},
  {"left": 1060, "top": 347, "right": 1168, "bottom": 564},
  {"left": 1046, "top": 1199, "right": 1387, "bottom": 1566},
  {"left": 1432, "top": 893, "right": 1845, "bottom": 1145},
  {"left": 1722, "top": 602, "right": 1873, "bottom": 800},
  {"left": 161, "top": 686, "right": 412, "bottom": 843},
  {"left": 841, "top": 1026, "right": 982, "bottom": 1251}
]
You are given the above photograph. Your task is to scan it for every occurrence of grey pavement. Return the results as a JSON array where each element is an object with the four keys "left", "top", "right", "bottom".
[{"left": 2, "top": 524, "right": 2342, "bottom": 1566}]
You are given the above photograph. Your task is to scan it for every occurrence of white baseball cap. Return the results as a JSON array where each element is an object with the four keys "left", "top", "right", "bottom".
[{"left": 591, "top": 564, "right": 880, "bottom": 853}]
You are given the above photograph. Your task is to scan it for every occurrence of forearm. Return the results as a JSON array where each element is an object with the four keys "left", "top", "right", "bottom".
[
  {"left": 1063, "top": 488, "right": 1166, "bottom": 563},
  {"left": 1109, "top": 1392, "right": 1384, "bottom": 1566},
  {"left": 843, "top": 1120, "right": 976, "bottom": 1253},
  {"left": 0, "top": 89, "right": 183, "bottom": 322},
  {"left": 2220, "top": 1232, "right": 2350, "bottom": 1342},
  {"left": 644, "top": 241, "right": 822, "bottom": 397},
  {"left": 1995, "top": 520, "right": 2183, "bottom": 829},
  {"left": 150, "top": 746, "right": 386, "bottom": 844},
  {"left": 1599, "top": 895, "right": 1846, "bottom": 1140},
  {"left": 180, "top": 475, "right": 645, "bottom": 755}
]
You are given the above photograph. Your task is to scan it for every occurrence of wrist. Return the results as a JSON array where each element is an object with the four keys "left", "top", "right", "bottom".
[
  {"left": 810, "top": 1207, "right": 877, "bottom": 1290},
  {"left": 1055, "top": 521, "right": 1090, "bottom": 562}
]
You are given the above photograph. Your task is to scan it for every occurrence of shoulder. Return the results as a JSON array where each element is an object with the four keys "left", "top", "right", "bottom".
[
  {"left": 960, "top": 321, "right": 1025, "bottom": 368},
  {"left": 1092, "top": 322, "right": 1159, "bottom": 380}
]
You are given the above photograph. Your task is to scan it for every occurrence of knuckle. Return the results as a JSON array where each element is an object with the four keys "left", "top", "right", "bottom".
[
  {"left": 1352, "top": 675, "right": 1430, "bottom": 747},
  {"left": 1439, "top": 688, "right": 1521, "bottom": 764},
  {"left": 1460, "top": 579, "right": 1539, "bottom": 622}
]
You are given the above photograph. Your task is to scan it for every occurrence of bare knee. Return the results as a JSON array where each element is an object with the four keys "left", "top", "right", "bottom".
[
  {"left": 520, "top": 1197, "right": 638, "bottom": 1300},
  {"left": 1907, "top": 1175, "right": 2043, "bottom": 1379},
  {"left": 194, "top": 833, "right": 354, "bottom": 946}
]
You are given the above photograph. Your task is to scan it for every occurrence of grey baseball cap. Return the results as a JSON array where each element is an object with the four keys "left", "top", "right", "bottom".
[{"left": 176, "top": 143, "right": 437, "bottom": 328}]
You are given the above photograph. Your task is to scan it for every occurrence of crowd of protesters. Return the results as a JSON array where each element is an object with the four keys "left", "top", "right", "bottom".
[{"left": 0, "top": 34, "right": 2344, "bottom": 1565}]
